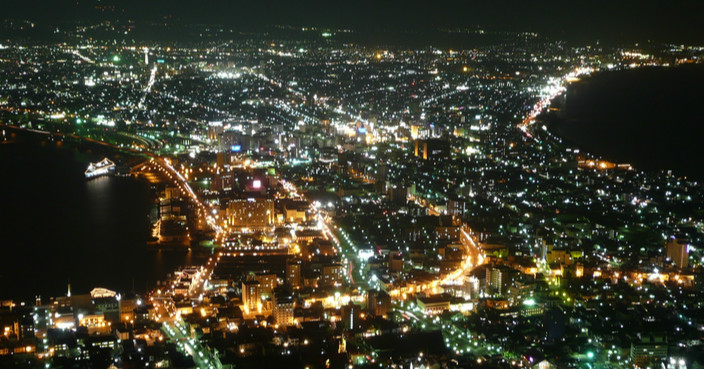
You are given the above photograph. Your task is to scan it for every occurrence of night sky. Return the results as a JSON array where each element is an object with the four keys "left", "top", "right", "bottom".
[{"left": 6, "top": 0, "right": 704, "bottom": 43}]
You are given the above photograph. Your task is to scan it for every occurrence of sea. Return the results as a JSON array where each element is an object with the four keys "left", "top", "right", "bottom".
[
  {"left": 0, "top": 135, "right": 194, "bottom": 301},
  {"left": 547, "top": 63, "right": 704, "bottom": 180}
]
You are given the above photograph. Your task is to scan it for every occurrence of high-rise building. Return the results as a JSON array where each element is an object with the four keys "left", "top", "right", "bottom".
[
  {"left": 286, "top": 259, "right": 301, "bottom": 288},
  {"left": 366, "top": 290, "right": 391, "bottom": 318},
  {"left": 665, "top": 236, "right": 689, "bottom": 268},
  {"left": 241, "top": 281, "right": 261, "bottom": 314},
  {"left": 273, "top": 289, "right": 294, "bottom": 326},
  {"left": 486, "top": 266, "right": 515, "bottom": 296},
  {"left": 341, "top": 302, "right": 360, "bottom": 331}
]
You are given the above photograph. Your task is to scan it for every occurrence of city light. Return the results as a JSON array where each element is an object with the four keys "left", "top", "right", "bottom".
[{"left": 0, "top": 16, "right": 702, "bottom": 369}]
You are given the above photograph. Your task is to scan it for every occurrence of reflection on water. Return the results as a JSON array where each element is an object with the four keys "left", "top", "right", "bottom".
[
  {"left": 86, "top": 176, "right": 113, "bottom": 227},
  {"left": 0, "top": 141, "right": 195, "bottom": 300}
]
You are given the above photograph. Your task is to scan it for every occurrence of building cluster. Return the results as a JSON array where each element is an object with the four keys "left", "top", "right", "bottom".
[
  {"left": 0, "top": 288, "right": 162, "bottom": 368},
  {"left": 1, "top": 19, "right": 704, "bottom": 369}
]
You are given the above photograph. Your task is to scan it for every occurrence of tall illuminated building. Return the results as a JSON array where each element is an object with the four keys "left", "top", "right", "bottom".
[
  {"left": 665, "top": 236, "right": 689, "bottom": 268},
  {"left": 241, "top": 280, "right": 261, "bottom": 313},
  {"left": 273, "top": 289, "right": 294, "bottom": 326},
  {"left": 286, "top": 259, "right": 302, "bottom": 288}
]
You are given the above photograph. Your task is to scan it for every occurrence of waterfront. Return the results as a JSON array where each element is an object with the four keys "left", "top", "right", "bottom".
[
  {"left": 548, "top": 64, "right": 704, "bottom": 179},
  {"left": 0, "top": 139, "right": 194, "bottom": 300},
  {"left": 1, "top": 20, "right": 704, "bottom": 368}
]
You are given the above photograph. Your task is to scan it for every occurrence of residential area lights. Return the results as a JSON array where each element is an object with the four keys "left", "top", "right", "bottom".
[{"left": 0, "top": 26, "right": 702, "bottom": 369}]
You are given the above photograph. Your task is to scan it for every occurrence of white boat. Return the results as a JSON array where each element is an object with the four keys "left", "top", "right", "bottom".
[{"left": 85, "top": 158, "right": 116, "bottom": 178}]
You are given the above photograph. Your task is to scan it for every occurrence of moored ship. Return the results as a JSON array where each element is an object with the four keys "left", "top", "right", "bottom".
[{"left": 85, "top": 158, "right": 116, "bottom": 178}]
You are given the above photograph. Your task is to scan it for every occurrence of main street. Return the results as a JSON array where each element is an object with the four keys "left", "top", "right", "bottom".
[
  {"left": 162, "top": 320, "right": 223, "bottom": 369},
  {"left": 132, "top": 157, "right": 223, "bottom": 239}
]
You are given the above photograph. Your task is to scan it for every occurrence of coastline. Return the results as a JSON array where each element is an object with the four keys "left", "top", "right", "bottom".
[
  {"left": 538, "top": 64, "right": 704, "bottom": 181},
  {"left": 0, "top": 126, "right": 200, "bottom": 301}
]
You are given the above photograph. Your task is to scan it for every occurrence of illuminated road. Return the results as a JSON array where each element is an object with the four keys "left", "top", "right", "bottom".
[
  {"left": 138, "top": 64, "right": 159, "bottom": 108},
  {"left": 289, "top": 172, "right": 485, "bottom": 300},
  {"left": 291, "top": 178, "right": 484, "bottom": 301},
  {"left": 70, "top": 48, "right": 95, "bottom": 64},
  {"left": 400, "top": 304, "right": 516, "bottom": 360},
  {"left": 186, "top": 255, "right": 219, "bottom": 300},
  {"left": 154, "top": 258, "right": 221, "bottom": 369},
  {"left": 282, "top": 179, "right": 364, "bottom": 290},
  {"left": 243, "top": 67, "right": 381, "bottom": 141},
  {"left": 162, "top": 320, "right": 222, "bottom": 369},
  {"left": 135, "top": 157, "right": 223, "bottom": 238},
  {"left": 518, "top": 66, "right": 595, "bottom": 139}
]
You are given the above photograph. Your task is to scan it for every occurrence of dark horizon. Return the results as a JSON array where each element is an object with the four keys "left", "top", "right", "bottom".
[{"left": 4, "top": 0, "right": 704, "bottom": 44}]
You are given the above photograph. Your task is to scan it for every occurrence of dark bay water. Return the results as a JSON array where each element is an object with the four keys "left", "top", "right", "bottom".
[
  {"left": 0, "top": 138, "right": 193, "bottom": 301},
  {"left": 549, "top": 64, "right": 704, "bottom": 180}
]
